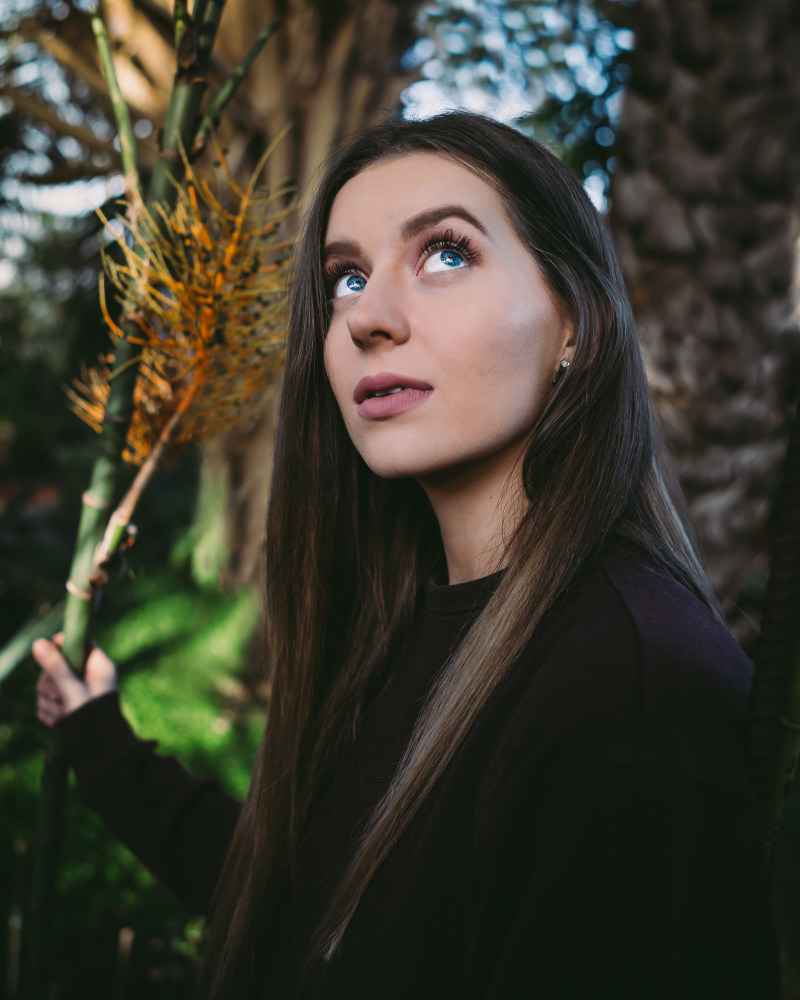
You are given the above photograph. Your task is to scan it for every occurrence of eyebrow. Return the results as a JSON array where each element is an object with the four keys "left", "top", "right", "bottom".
[
  {"left": 323, "top": 238, "right": 361, "bottom": 265},
  {"left": 400, "top": 205, "right": 488, "bottom": 240},
  {"left": 322, "top": 204, "right": 488, "bottom": 264}
]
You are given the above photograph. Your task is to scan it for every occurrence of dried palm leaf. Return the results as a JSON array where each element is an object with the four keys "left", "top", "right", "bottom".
[{"left": 71, "top": 136, "right": 293, "bottom": 466}]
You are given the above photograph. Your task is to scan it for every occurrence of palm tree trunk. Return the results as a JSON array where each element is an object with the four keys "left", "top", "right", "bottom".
[{"left": 608, "top": 0, "right": 800, "bottom": 650}]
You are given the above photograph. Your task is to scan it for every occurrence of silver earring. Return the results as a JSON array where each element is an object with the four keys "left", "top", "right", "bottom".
[{"left": 552, "top": 358, "right": 570, "bottom": 385}]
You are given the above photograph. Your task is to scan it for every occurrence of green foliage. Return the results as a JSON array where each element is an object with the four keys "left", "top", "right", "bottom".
[
  {"left": 103, "top": 569, "right": 262, "bottom": 800},
  {"left": 0, "top": 559, "right": 263, "bottom": 997},
  {"left": 404, "top": 0, "right": 636, "bottom": 202}
]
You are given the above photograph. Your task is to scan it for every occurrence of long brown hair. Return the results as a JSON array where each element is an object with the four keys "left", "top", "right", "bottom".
[{"left": 201, "top": 112, "right": 716, "bottom": 995}]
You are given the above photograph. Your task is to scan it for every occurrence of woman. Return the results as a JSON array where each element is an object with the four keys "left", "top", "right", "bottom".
[{"left": 35, "top": 112, "right": 779, "bottom": 998}]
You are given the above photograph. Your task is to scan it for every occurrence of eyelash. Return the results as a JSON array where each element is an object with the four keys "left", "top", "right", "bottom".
[
  {"left": 417, "top": 228, "right": 479, "bottom": 266},
  {"left": 324, "top": 227, "right": 480, "bottom": 295},
  {"left": 324, "top": 259, "right": 362, "bottom": 292}
]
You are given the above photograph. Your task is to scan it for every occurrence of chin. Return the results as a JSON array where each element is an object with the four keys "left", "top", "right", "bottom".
[
  {"left": 360, "top": 445, "right": 490, "bottom": 483},
  {"left": 359, "top": 444, "right": 442, "bottom": 481},
  {"left": 362, "top": 458, "right": 427, "bottom": 480}
]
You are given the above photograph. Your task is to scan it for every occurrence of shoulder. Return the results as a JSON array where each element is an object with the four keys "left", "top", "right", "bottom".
[
  {"left": 486, "top": 548, "right": 755, "bottom": 797},
  {"left": 597, "top": 548, "right": 751, "bottom": 690},
  {"left": 595, "top": 549, "right": 754, "bottom": 748}
]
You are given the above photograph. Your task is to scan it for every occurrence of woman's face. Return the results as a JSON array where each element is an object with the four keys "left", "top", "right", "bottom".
[{"left": 323, "top": 152, "right": 572, "bottom": 483}]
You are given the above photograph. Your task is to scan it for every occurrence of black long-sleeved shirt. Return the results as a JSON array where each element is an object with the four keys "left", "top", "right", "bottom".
[{"left": 58, "top": 549, "right": 780, "bottom": 997}]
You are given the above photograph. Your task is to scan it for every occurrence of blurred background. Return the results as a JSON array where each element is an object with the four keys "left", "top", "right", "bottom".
[{"left": 1, "top": 0, "right": 799, "bottom": 995}]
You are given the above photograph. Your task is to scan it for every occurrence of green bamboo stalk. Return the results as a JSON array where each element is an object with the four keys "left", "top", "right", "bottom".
[
  {"left": 190, "top": 0, "right": 209, "bottom": 35},
  {"left": 195, "top": 18, "right": 282, "bottom": 145},
  {"left": 148, "top": 0, "right": 227, "bottom": 202},
  {"left": 90, "top": 8, "right": 140, "bottom": 200},
  {"left": 26, "top": 277, "right": 142, "bottom": 1000},
  {"left": 174, "top": 0, "right": 189, "bottom": 52},
  {"left": 0, "top": 603, "right": 63, "bottom": 688},
  {"left": 26, "top": 4, "right": 233, "bottom": 994}
]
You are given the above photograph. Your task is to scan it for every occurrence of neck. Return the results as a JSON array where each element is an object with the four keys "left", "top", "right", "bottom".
[{"left": 418, "top": 445, "right": 526, "bottom": 585}]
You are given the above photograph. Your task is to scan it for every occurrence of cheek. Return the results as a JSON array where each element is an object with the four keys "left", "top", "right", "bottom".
[{"left": 478, "top": 300, "right": 563, "bottom": 389}]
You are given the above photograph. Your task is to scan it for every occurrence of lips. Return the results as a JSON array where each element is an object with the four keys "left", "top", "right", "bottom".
[{"left": 353, "top": 372, "right": 434, "bottom": 404}]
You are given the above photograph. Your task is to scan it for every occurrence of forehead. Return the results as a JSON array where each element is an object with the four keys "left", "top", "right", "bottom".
[{"left": 325, "top": 152, "right": 505, "bottom": 239}]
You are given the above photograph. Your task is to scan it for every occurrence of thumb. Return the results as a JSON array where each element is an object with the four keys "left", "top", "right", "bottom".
[
  {"left": 83, "top": 645, "right": 118, "bottom": 699},
  {"left": 32, "top": 638, "right": 91, "bottom": 714}
]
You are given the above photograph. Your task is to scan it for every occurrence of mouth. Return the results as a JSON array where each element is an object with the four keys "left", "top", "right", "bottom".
[
  {"left": 371, "top": 387, "right": 405, "bottom": 398},
  {"left": 354, "top": 372, "right": 433, "bottom": 404}
]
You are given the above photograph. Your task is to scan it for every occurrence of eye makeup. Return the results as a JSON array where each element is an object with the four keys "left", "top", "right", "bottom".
[
  {"left": 324, "top": 259, "right": 364, "bottom": 293},
  {"left": 323, "top": 216, "right": 485, "bottom": 302},
  {"left": 416, "top": 228, "right": 481, "bottom": 269}
]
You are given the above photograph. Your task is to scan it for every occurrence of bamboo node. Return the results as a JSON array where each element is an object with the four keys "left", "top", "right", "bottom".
[
  {"left": 155, "top": 145, "right": 184, "bottom": 163},
  {"left": 81, "top": 490, "right": 111, "bottom": 510},
  {"left": 65, "top": 580, "right": 93, "bottom": 601}
]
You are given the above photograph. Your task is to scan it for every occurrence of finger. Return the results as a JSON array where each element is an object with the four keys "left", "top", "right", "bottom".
[
  {"left": 31, "top": 638, "right": 89, "bottom": 713},
  {"left": 32, "top": 638, "right": 75, "bottom": 680},
  {"left": 84, "top": 646, "right": 118, "bottom": 698},
  {"left": 37, "top": 702, "right": 64, "bottom": 728},
  {"left": 36, "top": 690, "right": 65, "bottom": 719},
  {"left": 33, "top": 637, "right": 65, "bottom": 667},
  {"left": 36, "top": 672, "right": 61, "bottom": 697},
  {"left": 37, "top": 687, "right": 63, "bottom": 707},
  {"left": 36, "top": 682, "right": 65, "bottom": 715},
  {"left": 37, "top": 696, "right": 61, "bottom": 718}
]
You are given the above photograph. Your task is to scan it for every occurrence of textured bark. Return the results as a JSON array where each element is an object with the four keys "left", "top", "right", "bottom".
[{"left": 609, "top": 0, "right": 800, "bottom": 647}]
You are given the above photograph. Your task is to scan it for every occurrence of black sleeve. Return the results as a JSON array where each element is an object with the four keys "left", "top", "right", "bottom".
[
  {"left": 466, "top": 764, "right": 780, "bottom": 1000},
  {"left": 57, "top": 692, "right": 241, "bottom": 915}
]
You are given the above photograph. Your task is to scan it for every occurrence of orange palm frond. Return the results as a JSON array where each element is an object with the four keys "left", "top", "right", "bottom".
[{"left": 70, "top": 140, "right": 293, "bottom": 466}]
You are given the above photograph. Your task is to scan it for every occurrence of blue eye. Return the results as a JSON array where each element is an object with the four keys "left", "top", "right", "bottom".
[
  {"left": 419, "top": 228, "right": 476, "bottom": 273},
  {"left": 333, "top": 272, "right": 366, "bottom": 298},
  {"left": 442, "top": 251, "right": 464, "bottom": 267},
  {"left": 422, "top": 249, "right": 466, "bottom": 274}
]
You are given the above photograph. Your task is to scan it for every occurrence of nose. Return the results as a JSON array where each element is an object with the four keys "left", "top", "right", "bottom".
[{"left": 345, "top": 270, "right": 411, "bottom": 350}]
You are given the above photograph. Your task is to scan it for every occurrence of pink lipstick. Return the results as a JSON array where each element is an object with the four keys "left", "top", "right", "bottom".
[{"left": 353, "top": 371, "right": 433, "bottom": 420}]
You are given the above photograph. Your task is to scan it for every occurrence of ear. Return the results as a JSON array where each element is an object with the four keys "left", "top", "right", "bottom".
[{"left": 558, "top": 320, "right": 576, "bottom": 362}]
